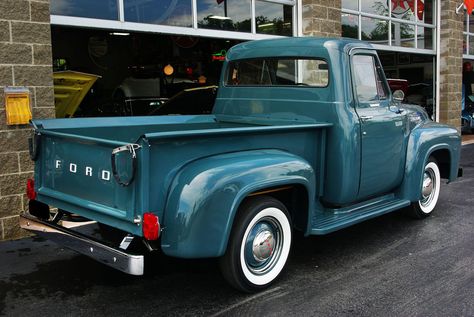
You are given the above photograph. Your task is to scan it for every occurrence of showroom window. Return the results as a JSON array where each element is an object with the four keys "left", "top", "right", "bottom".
[
  {"left": 51, "top": 0, "right": 119, "bottom": 20},
  {"left": 50, "top": 0, "right": 296, "bottom": 39},
  {"left": 197, "top": 0, "right": 251, "bottom": 32},
  {"left": 341, "top": 0, "right": 436, "bottom": 52},
  {"left": 463, "top": 13, "right": 474, "bottom": 57},
  {"left": 124, "top": 0, "right": 193, "bottom": 27}
]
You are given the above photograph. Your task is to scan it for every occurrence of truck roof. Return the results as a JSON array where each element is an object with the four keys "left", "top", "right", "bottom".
[{"left": 226, "top": 37, "right": 375, "bottom": 61}]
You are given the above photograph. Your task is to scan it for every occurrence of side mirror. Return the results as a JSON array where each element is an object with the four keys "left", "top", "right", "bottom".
[{"left": 393, "top": 90, "right": 405, "bottom": 102}]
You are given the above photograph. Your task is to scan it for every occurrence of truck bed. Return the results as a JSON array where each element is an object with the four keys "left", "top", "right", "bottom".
[{"left": 32, "top": 114, "right": 331, "bottom": 236}]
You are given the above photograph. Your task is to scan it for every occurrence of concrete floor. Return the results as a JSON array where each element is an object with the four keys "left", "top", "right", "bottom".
[{"left": 0, "top": 145, "right": 473, "bottom": 316}]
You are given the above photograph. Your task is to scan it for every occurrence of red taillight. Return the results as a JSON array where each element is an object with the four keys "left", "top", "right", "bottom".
[
  {"left": 26, "top": 179, "right": 36, "bottom": 200},
  {"left": 143, "top": 212, "right": 160, "bottom": 240}
]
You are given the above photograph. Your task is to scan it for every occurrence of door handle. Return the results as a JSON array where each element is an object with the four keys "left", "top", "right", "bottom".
[{"left": 360, "top": 115, "right": 373, "bottom": 122}]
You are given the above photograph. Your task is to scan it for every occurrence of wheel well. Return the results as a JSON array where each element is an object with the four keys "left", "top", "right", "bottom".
[
  {"left": 248, "top": 185, "right": 309, "bottom": 232},
  {"left": 429, "top": 149, "right": 451, "bottom": 179}
]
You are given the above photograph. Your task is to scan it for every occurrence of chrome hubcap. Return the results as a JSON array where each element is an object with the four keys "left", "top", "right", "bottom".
[
  {"left": 422, "top": 171, "right": 433, "bottom": 198},
  {"left": 421, "top": 168, "right": 436, "bottom": 207},
  {"left": 244, "top": 217, "right": 283, "bottom": 275},
  {"left": 252, "top": 230, "right": 275, "bottom": 262}
]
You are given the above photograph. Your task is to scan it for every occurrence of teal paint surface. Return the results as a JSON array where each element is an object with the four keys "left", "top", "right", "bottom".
[
  {"left": 162, "top": 150, "right": 315, "bottom": 258},
  {"left": 31, "top": 37, "right": 461, "bottom": 259}
]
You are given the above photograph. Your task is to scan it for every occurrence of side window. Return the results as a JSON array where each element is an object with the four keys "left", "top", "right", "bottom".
[{"left": 353, "top": 55, "right": 388, "bottom": 104}]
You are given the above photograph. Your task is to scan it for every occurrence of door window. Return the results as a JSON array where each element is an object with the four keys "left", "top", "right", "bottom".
[{"left": 353, "top": 55, "right": 388, "bottom": 104}]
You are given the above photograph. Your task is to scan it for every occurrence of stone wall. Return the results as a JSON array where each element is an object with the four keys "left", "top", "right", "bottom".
[
  {"left": 302, "top": 0, "right": 341, "bottom": 37},
  {"left": 0, "top": 0, "right": 54, "bottom": 240},
  {"left": 439, "top": 1, "right": 463, "bottom": 129}
]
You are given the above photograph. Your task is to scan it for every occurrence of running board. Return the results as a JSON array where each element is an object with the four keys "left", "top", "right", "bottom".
[{"left": 311, "top": 197, "right": 411, "bottom": 235}]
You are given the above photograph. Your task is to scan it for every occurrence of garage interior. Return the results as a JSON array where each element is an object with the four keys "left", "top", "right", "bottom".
[{"left": 51, "top": 26, "right": 240, "bottom": 117}]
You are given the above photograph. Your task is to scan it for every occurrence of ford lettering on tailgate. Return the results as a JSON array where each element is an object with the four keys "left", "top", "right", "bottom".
[
  {"left": 41, "top": 136, "right": 135, "bottom": 216},
  {"left": 54, "top": 159, "right": 111, "bottom": 181}
]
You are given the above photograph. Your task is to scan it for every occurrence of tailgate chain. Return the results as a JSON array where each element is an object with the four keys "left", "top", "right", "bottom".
[{"left": 111, "top": 144, "right": 141, "bottom": 186}]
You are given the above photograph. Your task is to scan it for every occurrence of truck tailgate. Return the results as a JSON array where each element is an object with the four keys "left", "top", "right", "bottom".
[{"left": 34, "top": 130, "right": 143, "bottom": 234}]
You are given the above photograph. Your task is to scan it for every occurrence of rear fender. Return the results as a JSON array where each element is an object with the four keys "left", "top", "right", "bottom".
[
  {"left": 398, "top": 124, "right": 461, "bottom": 202},
  {"left": 161, "top": 149, "right": 315, "bottom": 258}
]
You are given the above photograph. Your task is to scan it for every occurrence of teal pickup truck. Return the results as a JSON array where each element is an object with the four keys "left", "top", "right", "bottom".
[{"left": 21, "top": 38, "right": 462, "bottom": 292}]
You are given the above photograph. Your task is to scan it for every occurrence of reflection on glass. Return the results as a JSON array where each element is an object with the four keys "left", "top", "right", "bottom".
[
  {"left": 197, "top": 0, "right": 251, "bottom": 32},
  {"left": 256, "top": 1, "right": 293, "bottom": 36},
  {"left": 419, "top": 0, "right": 434, "bottom": 24},
  {"left": 464, "top": 37, "right": 467, "bottom": 55},
  {"left": 342, "top": 14, "right": 359, "bottom": 39},
  {"left": 392, "top": 22, "right": 415, "bottom": 48},
  {"left": 361, "top": 17, "right": 388, "bottom": 44},
  {"left": 226, "top": 58, "right": 328, "bottom": 87},
  {"left": 391, "top": 0, "right": 415, "bottom": 21},
  {"left": 417, "top": 27, "right": 433, "bottom": 49},
  {"left": 361, "top": 0, "right": 388, "bottom": 16},
  {"left": 470, "top": 36, "right": 474, "bottom": 55},
  {"left": 342, "top": 0, "right": 358, "bottom": 11},
  {"left": 124, "top": 0, "right": 192, "bottom": 27},
  {"left": 353, "top": 55, "right": 379, "bottom": 102},
  {"left": 51, "top": 0, "right": 118, "bottom": 20},
  {"left": 469, "top": 16, "right": 474, "bottom": 34}
]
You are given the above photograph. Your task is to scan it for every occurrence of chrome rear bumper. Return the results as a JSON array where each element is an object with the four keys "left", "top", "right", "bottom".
[{"left": 20, "top": 213, "right": 144, "bottom": 275}]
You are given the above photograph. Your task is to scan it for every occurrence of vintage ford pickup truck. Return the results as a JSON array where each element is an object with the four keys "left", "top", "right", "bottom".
[{"left": 21, "top": 38, "right": 461, "bottom": 292}]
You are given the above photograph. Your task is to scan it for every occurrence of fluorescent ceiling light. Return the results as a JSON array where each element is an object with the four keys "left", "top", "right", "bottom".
[
  {"left": 209, "top": 15, "right": 232, "bottom": 20},
  {"left": 109, "top": 32, "right": 130, "bottom": 36},
  {"left": 258, "top": 23, "right": 274, "bottom": 28}
]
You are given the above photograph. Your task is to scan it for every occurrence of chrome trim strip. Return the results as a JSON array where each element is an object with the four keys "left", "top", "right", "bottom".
[{"left": 20, "top": 213, "right": 144, "bottom": 276}]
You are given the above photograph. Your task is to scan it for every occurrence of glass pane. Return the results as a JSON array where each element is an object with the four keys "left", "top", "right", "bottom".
[
  {"left": 51, "top": 0, "right": 118, "bottom": 20},
  {"left": 392, "top": 22, "right": 415, "bottom": 48},
  {"left": 417, "top": 27, "right": 433, "bottom": 49},
  {"left": 361, "top": 17, "right": 389, "bottom": 45},
  {"left": 342, "top": 0, "right": 358, "bottom": 11},
  {"left": 419, "top": 0, "right": 434, "bottom": 25},
  {"left": 226, "top": 58, "right": 328, "bottom": 87},
  {"left": 124, "top": 0, "right": 192, "bottom": 27},
  {"left": 353, "top": 55, "right": 378, "bottom": 103},
  {"left": 464, "top": 36, "right": 468, "bottom": 55},
  {"left": 300, "top": 60, "right": 329, "bottom": 87},
  {"left": 342, "top": 14, "right": 359, "bottom": 39},
  {"left": 197, "top": 0, "right": 251, "bottom": 32},
  {"left": 361, "top": 0, "right": 388, "bottom": 16},
  {"left": 469, "top": 16, "right": 474, "bottom": 33},
  {"left": 470, "top": 36, "right": 474, "bottom": 55},
  {"left": 375, "top": 62, "right": 388, "bottom": 99},
  {"left": 256, "top": 1, "right": 293, "bottom": 36},
  {"left": 391, "top": 0, "right": 415, "bottom": 21}
]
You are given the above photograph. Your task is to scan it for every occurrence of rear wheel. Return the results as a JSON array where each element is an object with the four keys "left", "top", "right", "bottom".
[
  {"left": 408, "top": 157, "right": 441, "bottom": 219},
  {"left": 219, "top": 196, "right": 292, "bottom": 292}
]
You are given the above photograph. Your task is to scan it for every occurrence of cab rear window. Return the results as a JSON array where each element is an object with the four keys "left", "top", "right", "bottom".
[{"left": 226, "top": 58, "right": 329, "bottom": 87}]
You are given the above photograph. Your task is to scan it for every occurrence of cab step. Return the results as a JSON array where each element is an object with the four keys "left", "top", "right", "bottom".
[{"left": 311, "top": 195, "right": 411, "bottom": 235}]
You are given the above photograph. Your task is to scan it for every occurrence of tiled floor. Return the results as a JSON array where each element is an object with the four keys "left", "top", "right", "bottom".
[{"left": 462, "top": 134, "right": 474, "bottom": 145}]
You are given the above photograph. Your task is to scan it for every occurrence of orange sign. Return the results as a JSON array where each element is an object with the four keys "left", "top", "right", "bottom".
[{"left": 466, "top": 0, "right": 474, "bottom": 14}]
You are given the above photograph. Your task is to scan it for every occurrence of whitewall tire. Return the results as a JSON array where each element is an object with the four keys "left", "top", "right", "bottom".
[{"left": 219, "top": 196, "right": 292, "bottom": 292}]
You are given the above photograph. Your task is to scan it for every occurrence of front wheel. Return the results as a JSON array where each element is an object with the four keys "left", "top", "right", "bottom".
[
  {"left": 408, "top": 157, "right": 441, "bottom": 219},
  {"left": 219, "top": 196, "right": 292, "bottom": 292}
]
